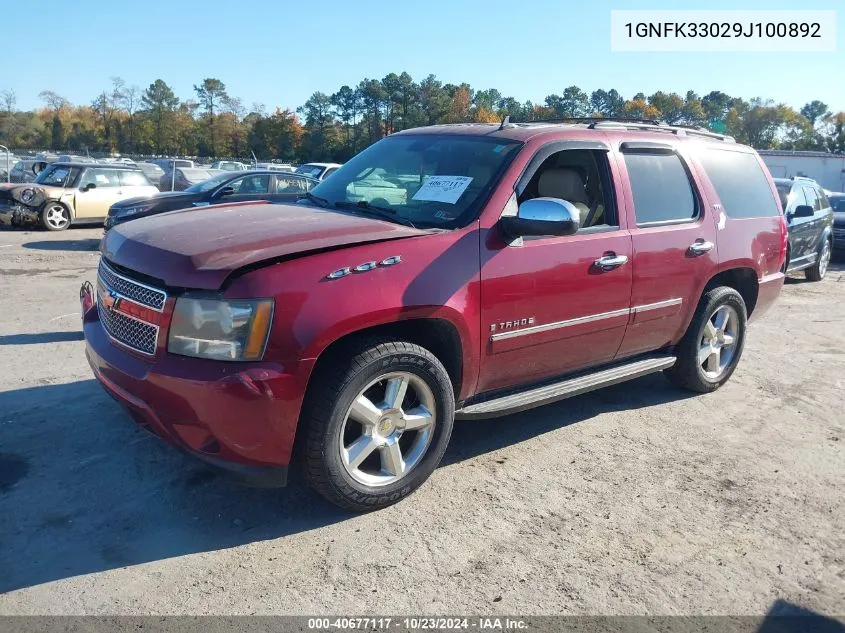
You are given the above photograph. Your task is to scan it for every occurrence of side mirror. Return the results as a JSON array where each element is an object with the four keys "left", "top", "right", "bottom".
[
  {"left": 217, "top": 186, "right": 235, "bottom": 197},
  {"left": 500, "top": 197, "right": 581, "bottom": 238},
  {"left": 792, "top": 204, "right": 814, "bottom": 218},
  {"left": 32, "top": 161, "right": 47, "bottom": 176},
  {"left": 82, "top": 183, "right": 97, "bottom": 192}
]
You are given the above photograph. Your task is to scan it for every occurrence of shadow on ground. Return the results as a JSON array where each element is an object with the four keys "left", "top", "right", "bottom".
[
  {"left": 0, "top": 331, "right": 83, "bottom": 345},
  {"left": 0, "top": 372, "right": 694, "bottom": 593},
  {"left": 22, "top": 237, "right": 101, "bottom": 252}
]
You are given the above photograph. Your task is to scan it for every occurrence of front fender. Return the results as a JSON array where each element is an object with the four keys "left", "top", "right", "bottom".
[{"left": 224, "top": 227, "right": 482, "bottom": 399}]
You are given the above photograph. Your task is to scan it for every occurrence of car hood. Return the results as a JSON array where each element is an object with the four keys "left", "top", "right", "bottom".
[
  {"left": 0, "top": 182, "right": 66, "bottom": 202},
  {"left": 110, "top": 190, "right": 196, "bottom": 211},
  {"left": 101, "top": 202, "right": 435, "bottom": 289}
]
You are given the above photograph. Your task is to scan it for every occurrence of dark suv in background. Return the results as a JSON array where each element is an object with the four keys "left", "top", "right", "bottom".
[
  {"left": 829, "top": 193, "right": 845, "bottom": 254},
  {"left": 774, "top": 177, "right": 834, "bottom": 281}
]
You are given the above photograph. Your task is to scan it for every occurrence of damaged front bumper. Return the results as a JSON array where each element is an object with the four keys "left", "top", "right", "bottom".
[{"left": 0, "top": 202, "right": 40, "bottom": 227}]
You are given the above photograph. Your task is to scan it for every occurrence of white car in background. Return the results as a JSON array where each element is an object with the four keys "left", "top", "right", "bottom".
[
  {"left": 295, "top": 162, "right": 342, "bottom": 181},
  {"left": 210, "top": 160, "right": 247, "bottom": 171},
  {"left": 254, "top": 162, "right": 296, "bottom": 172}
]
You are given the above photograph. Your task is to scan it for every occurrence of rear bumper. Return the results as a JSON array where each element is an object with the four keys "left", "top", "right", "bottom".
[
  {"left": 83, "top": 295, "right": 311, "bottom": 487},
  {"left": 750, "top": 271, "right": 785, "bottom": 323}
]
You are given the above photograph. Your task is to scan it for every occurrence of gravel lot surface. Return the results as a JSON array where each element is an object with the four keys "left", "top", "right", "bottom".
[{"left": 0, "top": 227, "right": 843, "bottom": 616}]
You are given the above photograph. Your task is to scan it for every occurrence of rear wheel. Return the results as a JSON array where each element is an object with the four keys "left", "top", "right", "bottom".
[
  {"left": 805, "top": 239, "right": 831, "bottom": 282},
  {"left": 664, "top": 286, "right": 747, "bottom": 393},
  {"left": 300, "top": 340, "right": 455, "bottom": 512},
  {"left": 41, "top": 203, "right": 70, "bottom": 231}
]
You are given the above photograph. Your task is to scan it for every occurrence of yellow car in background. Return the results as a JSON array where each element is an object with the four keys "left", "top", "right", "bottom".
[{"left": 0, "top": 162, "right": 159, "bottom": 231}]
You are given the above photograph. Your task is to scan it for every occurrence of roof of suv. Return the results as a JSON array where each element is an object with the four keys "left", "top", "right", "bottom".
[
  {"left": 50, "top": 162, "right": 142, "bottom": 170},
  {"left": 392, "top": 120, "right": 736, "bottom": 145}
]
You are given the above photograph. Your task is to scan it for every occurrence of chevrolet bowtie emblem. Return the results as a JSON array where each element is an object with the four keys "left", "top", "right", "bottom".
[{"left": 99, "top": 287, "right": 121, "bottom": 311}]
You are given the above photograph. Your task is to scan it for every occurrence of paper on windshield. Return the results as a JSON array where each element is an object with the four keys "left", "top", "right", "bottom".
[{"left": 412, "top": 175, "right": 473, "bottom": 204}]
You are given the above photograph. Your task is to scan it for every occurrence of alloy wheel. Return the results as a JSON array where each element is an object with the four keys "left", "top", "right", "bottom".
[
  {"left": 339, "top": 372, "right": 436, "bottom": 487},
  {"left": 698, "top": 305, "right": 740, "bottom": 380},
  {"left": 45, "top": 204, "right": 69, "bottom": 230},
  {"left": 818, "top": 241, "right": 831, "bottom": 278}
]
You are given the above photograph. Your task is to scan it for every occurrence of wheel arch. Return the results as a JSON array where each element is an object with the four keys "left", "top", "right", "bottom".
[
  {"left": 308, "top": 317, "right": 466, "bottom": 400},
  {"left": 703, "top": 267, "right": 759, "bottom": 317}
]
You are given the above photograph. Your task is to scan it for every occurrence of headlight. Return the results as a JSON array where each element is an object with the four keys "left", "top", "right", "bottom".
[
  {"left": 167, "top": 297, "right": 274, "bottom": 361},
  {"left": 112, "top": 201, "right": 156, "bottom": 218},
  {"left": 20, "top": 188, "right": 35, "bottom": 203}
]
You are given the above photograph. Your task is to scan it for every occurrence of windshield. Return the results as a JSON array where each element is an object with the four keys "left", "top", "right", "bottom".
[
  {"left": 308, "top": 135, "right": 521, "bottom": 229},
  {"left": 185, "top": 172, "right": 233, "bottom": 193},
  {"left": 34, "top": 164, "right": 80, "bottom": 187}
]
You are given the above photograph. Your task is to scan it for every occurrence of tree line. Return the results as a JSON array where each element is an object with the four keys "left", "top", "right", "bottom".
[{"left": 1, "top": 74, "right": 843, "bottom": 163}]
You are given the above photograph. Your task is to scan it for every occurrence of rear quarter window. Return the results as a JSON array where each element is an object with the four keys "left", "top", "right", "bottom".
[{"left": 698, "top": 149, "right": 779, "bottom": 218}]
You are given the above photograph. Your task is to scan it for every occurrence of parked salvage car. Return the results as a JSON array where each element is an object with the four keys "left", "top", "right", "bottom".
[
  {"left": 159, "top": 167, "right": 223, "bottom": 191},
  {"left": 254, "top": 162, "right": 296, "bottom": 172},
  {"left": 210, "top": 160, "right": 247, "bottom": 171},
  {"left": 0, "top": 162, "right": 158, "bottom": 230},
  {"left": 136, "top": 162, "right": 165, "bottom": 189},
  {"left": 773, "top": 177, "right": 834, "bottom": 280},
  {"left": 295, "top": 162, "right": 342, "bottom": 181},
  {"left": 7, "top": 159, "right": 39, "bottom": 183},
  {"left": 106, "top": 170, "right": 317, "bottom": 230},
  {"left": 828, "top": 193, "right": 845, "bottom": 254},
  {"left": 82, "top": 120, "right": 786, "bottom": 511}
]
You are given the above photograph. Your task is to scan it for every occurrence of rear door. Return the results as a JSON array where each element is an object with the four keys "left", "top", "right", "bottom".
[
  {"left": 614, "top": 142, "right": 718, "bottom": 358},
  {"left": 270, "top": 174, "right": 313, "bottom": 202}
]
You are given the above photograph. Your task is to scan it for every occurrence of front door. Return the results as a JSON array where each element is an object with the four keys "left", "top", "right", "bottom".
[
  {"left": 477, "top": 147, "right": 633, "bottom": 394},
  {"left": 211, "top": 174, "right": 273, "bottom": 205},
  {"left": 614, "top": 144, "right": 718, "bottom": 358},
  {"left": 74, "top": 168, "right": 122, "bottom": 219}
]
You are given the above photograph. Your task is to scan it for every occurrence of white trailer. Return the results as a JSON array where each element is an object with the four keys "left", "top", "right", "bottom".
[{"left": 759, "top": 150, "right": 845, "bottom": 193}]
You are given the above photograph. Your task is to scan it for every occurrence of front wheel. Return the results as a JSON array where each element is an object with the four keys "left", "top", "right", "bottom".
[
  {"left": 664, "top": 286, "right": 747, "bottom": 393},
  {"left": 805, "top": 239, "right": 831, "bottom": 282},
  {"left": 300, "top": 340, "right": 455, "bottom": 512},
  {"left": 41, "top": 203, "right": 71, "bottom": 231}
]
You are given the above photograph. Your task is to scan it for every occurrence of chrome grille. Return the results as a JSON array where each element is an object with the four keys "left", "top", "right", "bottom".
[
  {"left": 97, "top": 301, "right": 158, "bottom": 355},
  {"left": 98, "top": 260, "right": 166, "bottom": 311}
]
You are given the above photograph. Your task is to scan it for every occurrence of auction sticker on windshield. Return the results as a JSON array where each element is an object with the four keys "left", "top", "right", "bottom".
[{"left": 412, "top": 175, "right": 473, "bottom": 204}]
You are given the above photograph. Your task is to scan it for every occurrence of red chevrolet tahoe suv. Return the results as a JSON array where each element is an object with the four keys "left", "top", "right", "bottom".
[{"left": 82, "top": 120, "right": 787, "bottom": 511}]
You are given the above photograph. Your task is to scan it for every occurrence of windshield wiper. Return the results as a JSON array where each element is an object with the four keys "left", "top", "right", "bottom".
[
  {"left": 300, "top": 191, "right": 331, "bottom": 208},
  {"left": 334, "top": 200, "right": 418, "bottom": 228}
]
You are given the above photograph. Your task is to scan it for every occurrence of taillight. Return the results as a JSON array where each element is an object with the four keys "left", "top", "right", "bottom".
[{"left": 778, "top": 214, "right": 789, "bottom": 271}]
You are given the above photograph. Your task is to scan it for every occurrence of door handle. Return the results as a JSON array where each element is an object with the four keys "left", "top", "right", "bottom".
[
  {"left": 688, "top": 240, "right": 714, "bottom": 256},
  {"left": 594, "top": 254, "right": 629, "bottom": 271}
]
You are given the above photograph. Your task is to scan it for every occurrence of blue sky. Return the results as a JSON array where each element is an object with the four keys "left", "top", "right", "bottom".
[{"left": 3, "top": 0, "right": 843, "bottom": 113}]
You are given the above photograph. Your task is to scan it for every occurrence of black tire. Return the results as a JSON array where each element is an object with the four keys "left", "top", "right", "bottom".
[
  {"left": 664, "top": 286, "right": 747, "bottom": 393},
  {"left": 299, "top": 339, "right": 455, "bottom": 512},
  {"left": 804, "top": 238, "right": 831, "bottom": 282},
  {"left": 40, "top": 202, "right": 71, "bottom": 231}
]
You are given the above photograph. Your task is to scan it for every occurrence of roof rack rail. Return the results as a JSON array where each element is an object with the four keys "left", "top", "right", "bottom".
[{"left": 515, "top": 117, "right": 735, "bottom": 142}]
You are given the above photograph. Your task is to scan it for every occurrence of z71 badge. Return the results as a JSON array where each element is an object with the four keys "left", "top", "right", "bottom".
[{"left": 490, "top": 317, "right": 535, "bottom": 333}]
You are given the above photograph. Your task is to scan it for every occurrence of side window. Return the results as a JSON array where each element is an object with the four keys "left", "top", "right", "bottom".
[
  {"left": 228, "top": 175, "right": 271, "bottom": 194},
  {"left": 815, "top": 188, "right": 830, "bottom": 211},
  {"left": 274, "top": 175, "right": 310, "bottom": 194},
  {"left": 623, "top": 152, "right": 696, "bottom": 225},
  {"left": 323, "top": 167, "right": 338, "bottom": 179},
  {"left": 802, "top": 187, "right": 819, "bottom": 212},
  {"left": 518, "top": 149, "right": 617, "bottom": 230},
  {"left": 119, "top": 171, "right": 151, "bottom": 187},
  {"left": 697, "top": 149, "right": 779, "bottom": 218},
  {"left": 79, "top": 168, "right": 121, "bottom": 189}
]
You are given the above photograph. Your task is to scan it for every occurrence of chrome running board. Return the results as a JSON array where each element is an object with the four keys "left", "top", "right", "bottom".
[{"left": 455, "top": 355, "right": 677, "bottom": 420}]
